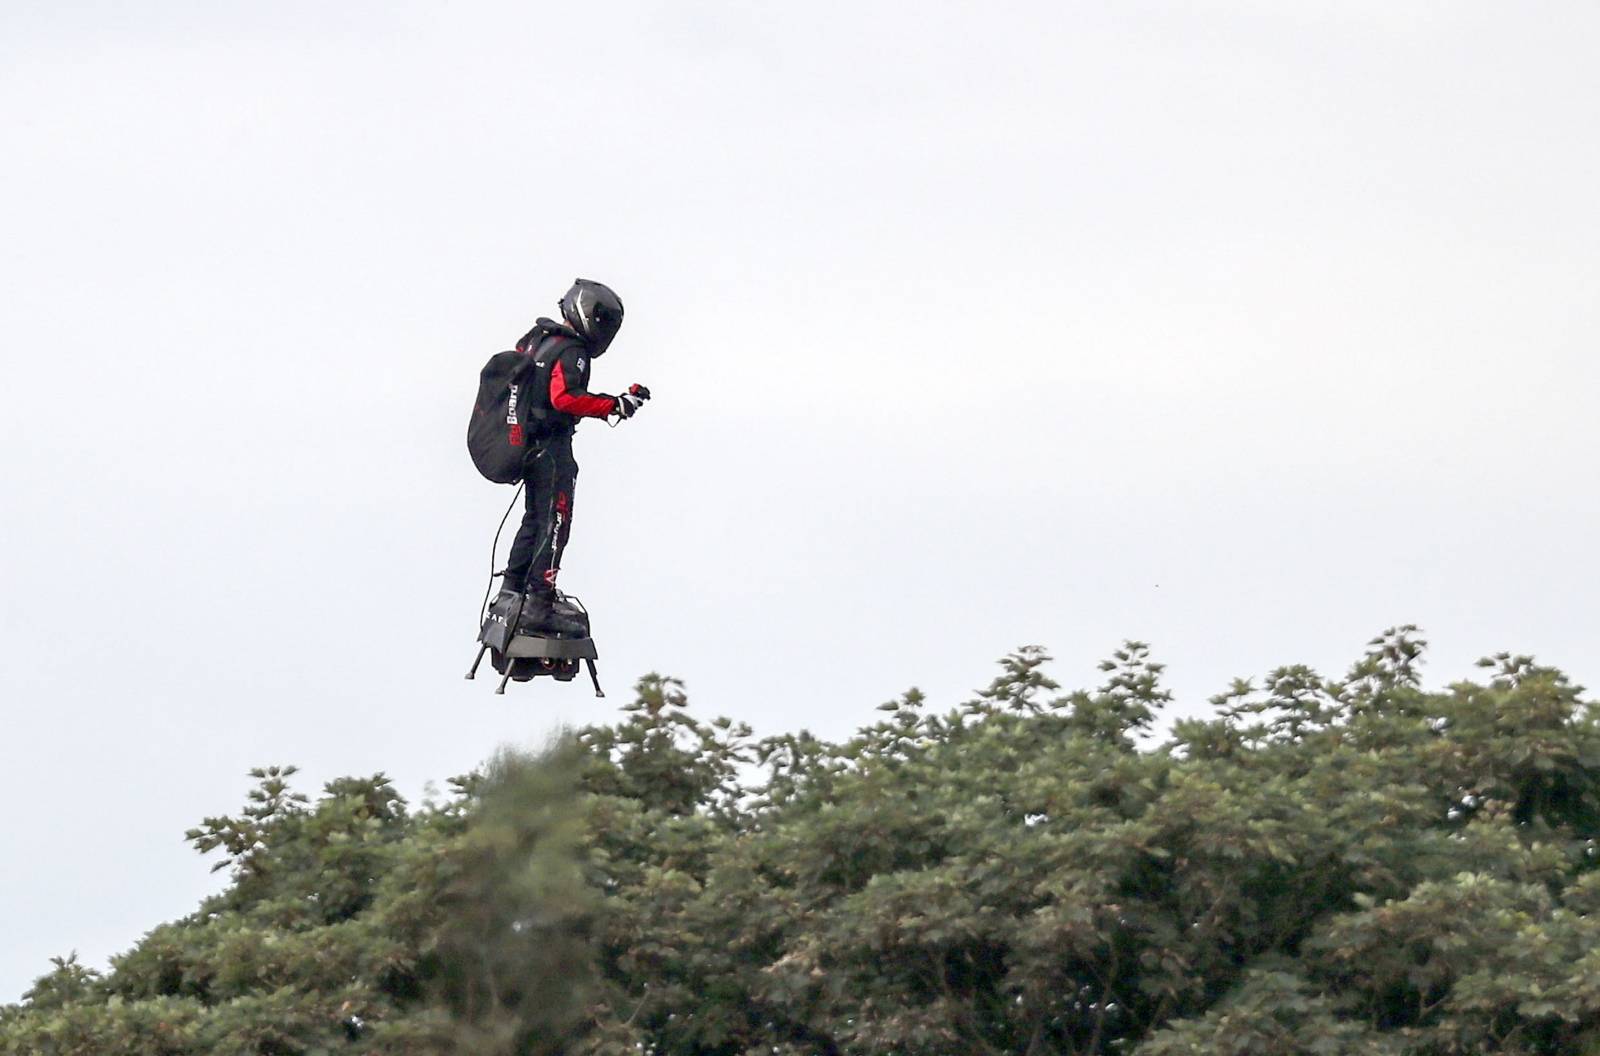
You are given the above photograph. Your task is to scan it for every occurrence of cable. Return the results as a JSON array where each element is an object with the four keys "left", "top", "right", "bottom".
[{"left": 478, "top": 482, "right": 525, "bottom": 625}]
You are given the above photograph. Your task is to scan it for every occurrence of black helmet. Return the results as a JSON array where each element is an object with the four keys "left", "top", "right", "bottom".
[{"left": 558, "top": 278, "right": 624, "bottom": 355}]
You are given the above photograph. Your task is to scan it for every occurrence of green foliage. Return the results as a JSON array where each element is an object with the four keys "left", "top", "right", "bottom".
[
  {"left": 6, "top": 635, "right": 1600, "bottom": 1055},
  {"left": 2, "top": 751, "right": 595, "bottom": 1056}
]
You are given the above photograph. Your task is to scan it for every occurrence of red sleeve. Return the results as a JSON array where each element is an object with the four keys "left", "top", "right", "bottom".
[{"left": 550, "top": 360, "right": 617, "bottom": 418}]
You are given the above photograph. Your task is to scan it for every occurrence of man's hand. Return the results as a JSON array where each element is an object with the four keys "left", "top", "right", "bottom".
[
  {"left": 612, "top": 383, "right": 651, "bottom": 420},
  {"left": 614, "top": 392, "right": 646, "bottom": 419}
]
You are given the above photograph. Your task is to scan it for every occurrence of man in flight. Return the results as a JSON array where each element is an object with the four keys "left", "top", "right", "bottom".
[{"left": 497, "top": 278, "right": 650, "bottom": 636}]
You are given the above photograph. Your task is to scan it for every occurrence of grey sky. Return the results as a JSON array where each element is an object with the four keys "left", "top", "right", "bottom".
[{"left": 3, "top": 0, "right": 1597, "bottom": 1001}]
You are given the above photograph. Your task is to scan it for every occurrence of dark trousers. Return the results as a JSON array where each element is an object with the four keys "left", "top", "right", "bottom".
[{"left": 504, "top": 434, "right": 579, "bottom": 595}]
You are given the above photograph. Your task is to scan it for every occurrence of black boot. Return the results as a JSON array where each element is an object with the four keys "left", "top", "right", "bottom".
[
  {"left": 514, "top": 588, "right": 590, "bottom": 638},
  {"left": 550, "top": 593, "right": 592, "bottom": 638}
]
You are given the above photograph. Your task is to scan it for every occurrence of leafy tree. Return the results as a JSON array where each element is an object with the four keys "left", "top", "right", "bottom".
[{"left": 7, "top": 631, "right": 1600, "bottom": 1055}]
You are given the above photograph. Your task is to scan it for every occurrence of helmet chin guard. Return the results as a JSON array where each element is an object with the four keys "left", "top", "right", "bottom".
[{"left": 558, "top": 278, "right": 624, "bottom": 355}]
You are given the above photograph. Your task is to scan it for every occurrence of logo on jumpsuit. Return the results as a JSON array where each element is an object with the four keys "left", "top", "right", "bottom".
[{"left": 544, "top": 492, "right": 572, "bottom": 588}]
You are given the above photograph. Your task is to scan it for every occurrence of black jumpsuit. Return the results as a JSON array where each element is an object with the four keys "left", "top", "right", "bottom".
[{"left": 502, "top": 323, "right": 617, "bottom": 596}]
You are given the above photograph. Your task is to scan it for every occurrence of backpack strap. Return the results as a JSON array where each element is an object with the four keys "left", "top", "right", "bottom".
[{"left": 516, "top": 317, "right": 582, "bottom": 354}]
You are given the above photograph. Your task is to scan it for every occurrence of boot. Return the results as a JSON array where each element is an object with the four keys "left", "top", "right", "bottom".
[
  {"left": 513, "top": 588, "right": 590, "bottom": 638},
  {"left": 550, "top": 593, "right": 592, "bottom": 638}
]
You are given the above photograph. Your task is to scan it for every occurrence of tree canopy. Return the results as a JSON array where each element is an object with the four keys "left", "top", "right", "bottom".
[{"left": 6, "top": 627, "right": 1600, "bottom": 1055}]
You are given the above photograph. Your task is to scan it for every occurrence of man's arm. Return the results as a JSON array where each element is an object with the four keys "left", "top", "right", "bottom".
[{"left": 549, "top": 349, "right": 617, "bottom": 418}]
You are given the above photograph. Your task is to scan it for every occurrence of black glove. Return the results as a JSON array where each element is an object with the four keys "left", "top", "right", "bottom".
[{"left": 613, "top": 383, "right": 651, "bottom": 420}]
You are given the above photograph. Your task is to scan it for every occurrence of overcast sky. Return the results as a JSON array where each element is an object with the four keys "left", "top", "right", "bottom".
[{"left": 3, "top": 0, "right": 1597, "bottom": 1002}]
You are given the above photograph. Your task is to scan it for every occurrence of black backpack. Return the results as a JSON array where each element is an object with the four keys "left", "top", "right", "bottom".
[
  {"left": 467, "top": 348, "right": 538, "bottom": 483},
  {"left": 467, "top": 324, "right": 584, "bottom": 482}
]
